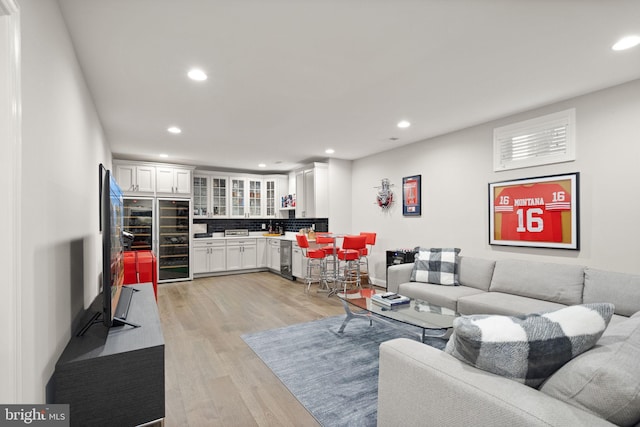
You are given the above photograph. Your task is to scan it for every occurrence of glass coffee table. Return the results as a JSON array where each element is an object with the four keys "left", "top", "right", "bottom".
[{"left": 337, "top": 290, "right": 458, "bottom": 342}]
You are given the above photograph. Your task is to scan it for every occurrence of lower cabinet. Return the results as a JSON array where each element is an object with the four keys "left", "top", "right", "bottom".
[
  {"left": 267, "top": 239, "right": 281, "bottom": 272},
  {"left": 292, "top": 244, "right": 303, "bottom": 279},
  {"left": 192, "top": 237, "right": 304, "bottom": 276},
  {"left": 193, "top": 240, "right": 226, "bottom": 274},
  {"left": 257, "top": 239, "right": 267, "bottom": 268},
  {"left": 227, "top": 239, "right": 258, "bottom": 270}
]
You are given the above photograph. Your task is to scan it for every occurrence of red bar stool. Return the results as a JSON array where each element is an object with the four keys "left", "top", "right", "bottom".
[
  {"left": 359, "top": 232, "right": 377, "bottom": 284},
  {"left": 337, "top": 235, "right": 368, "bottom": 296},
  {"left": 315, "top": 233, "right": 337, "bottom": 282},
  {"left": 296, "top": 234, "right": 327, "bottom": 293}
]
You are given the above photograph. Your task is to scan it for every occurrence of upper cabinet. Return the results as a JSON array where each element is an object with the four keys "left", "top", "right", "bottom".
[
  {"left": 264, "top": 175, "right": 288, "bottom": 218},
  {"left": 294, "top": 163, "right": 328, "bottom": 218},
  {"left": 114, "top": 163, "right": 155, "bottom": 195},
  {"left": 114, "top": 160, "right": 194, "bottom": 197},
  {"left": 156, "top": 166, "right": 192, "bottom": 196},
  {"left": 194, "top": 172, "right": 287, "bottom": 219},
  {"left": 193, "top": 174, "right": 228, "bottom": 218},
  {"left": 230, "top": 177, "right": 258, "bottom": 218}
]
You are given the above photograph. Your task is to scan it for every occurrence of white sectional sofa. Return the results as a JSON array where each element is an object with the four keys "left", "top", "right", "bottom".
[
  {"left": 379, "top": 257, "right": 640, "bottom": 426},
  {"left": 386, "top": 257, "right": 640, "bottom": 325}
]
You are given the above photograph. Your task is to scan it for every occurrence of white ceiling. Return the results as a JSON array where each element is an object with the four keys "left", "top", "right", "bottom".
[{"left": 57, "top": 0, "right": 640, "bottom": 173}]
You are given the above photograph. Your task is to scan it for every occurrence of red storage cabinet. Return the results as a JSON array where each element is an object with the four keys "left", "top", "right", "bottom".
[
  {"left": 123, "top": 250, "right": 158, "bottom": 301},
  {"left": 123, "top": 252, "right": 138, "bottom": 285}
]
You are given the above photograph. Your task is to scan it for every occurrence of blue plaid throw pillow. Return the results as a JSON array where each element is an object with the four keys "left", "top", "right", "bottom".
[
  {"left": 410, "top": 247, "right": 460, "bottom": 285},
  {"left": 444, "top": 303, "right": 614, "bottom": 387}
]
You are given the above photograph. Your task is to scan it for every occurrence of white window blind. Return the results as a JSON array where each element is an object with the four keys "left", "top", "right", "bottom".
[{"left": 493, "top": 109, "right": 575, "bottom": 171}]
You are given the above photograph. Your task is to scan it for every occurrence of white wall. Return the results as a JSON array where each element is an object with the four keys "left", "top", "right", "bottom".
[
  {"left": 352, "top": 79, "right": 640, "bottom": 285},
  {"left": 0, "top": 0, "right": 21, "bottom": 404},
  {"left": 19, "top": 0, "right": 110, "bottom": 402},
  {"left": 327, "top": 158, "right": 352, "bottom": 234}
]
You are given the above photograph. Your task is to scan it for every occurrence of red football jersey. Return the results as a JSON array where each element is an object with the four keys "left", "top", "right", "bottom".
[{"left": 494, "top": 183, "right": 571, "bottom": 242}]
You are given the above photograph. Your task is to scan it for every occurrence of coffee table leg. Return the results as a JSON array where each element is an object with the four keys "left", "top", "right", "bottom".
[{"left": 338, "top": 298, "right": 372, "bottom": 333}]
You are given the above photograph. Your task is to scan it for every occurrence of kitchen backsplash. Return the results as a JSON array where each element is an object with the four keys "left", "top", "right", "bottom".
[{"left": 194, "top": 217, "right": 329, "bottom": 234}]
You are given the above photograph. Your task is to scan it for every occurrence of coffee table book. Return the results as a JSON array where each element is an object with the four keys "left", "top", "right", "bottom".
[{"left": 371, "top": 293, "right": 410, "bottom": 307}]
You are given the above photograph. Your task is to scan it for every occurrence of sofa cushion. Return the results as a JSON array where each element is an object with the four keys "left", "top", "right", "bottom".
[
  {"left": 458, "top": 257, "right": 496, "bottom": 291},
  {"left": 410, "top": 247, "right": 460, "bottom": 285},
  {"left": 444, "top": 303, "right": 614, "bottom": 387},
  {"left": 457, "top": 291, "right": 567, "bottom": 316},
  {"left": 490, "top": 259, "right": 584, "bottom": 305},
  {"left": 584, "top": 268, "right": 640, "bottom": 317},
  {"left": 540, "top": 313, "right": 640, "bottom": 426},
  {"left": 397, "top": 282, "right": 485, "bottom": 312}
]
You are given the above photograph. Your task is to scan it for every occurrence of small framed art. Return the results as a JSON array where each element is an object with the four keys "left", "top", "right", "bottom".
[
  {"left": 402, "top": 175, "right": 421, "bottom": 216},
  {"left": 489, "top": 172, "right": 579, "bottom": 250}
]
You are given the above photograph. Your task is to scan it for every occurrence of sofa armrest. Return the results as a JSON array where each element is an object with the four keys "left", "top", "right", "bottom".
[
  {"left": 386, "top": 263, "right": 414, "bottom": 293},
  {"left": 378, "top": 339, "right": 614, "bottom": 427}
]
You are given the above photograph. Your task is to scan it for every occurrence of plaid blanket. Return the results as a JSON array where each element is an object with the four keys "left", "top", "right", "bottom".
[{"left": 444, "top": 303, "right": 614, "bottom": 387}]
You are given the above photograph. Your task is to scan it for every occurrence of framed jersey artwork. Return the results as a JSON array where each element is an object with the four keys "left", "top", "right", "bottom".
[
  {"left": 403, "top": 175, "right": 421, "bottom": 216},
  {"left": 489, "top": 173, "right": 579, "bottom": 250}
]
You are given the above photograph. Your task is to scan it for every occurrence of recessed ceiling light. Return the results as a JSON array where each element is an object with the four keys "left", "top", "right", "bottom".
[
  {"left": 612, "top": 35, "right": 640, "bottom": 51},
  {"left": 159, "top": 153, "right": 169, "bottom": 158},
  {"left": 167, "top": 126, "right": 181, "bottom": 134},
  {"left": 397, "top": 120, "right": 411, "bottom": 128},
  {"left": 258, "top": 163, "right": 266, "bottom": 168},
  {"left": 187, "top": 68, "right": 208, "bottom": 81},
  {"left": 325, "top": 148, "right": 335, "bottom": 154}
]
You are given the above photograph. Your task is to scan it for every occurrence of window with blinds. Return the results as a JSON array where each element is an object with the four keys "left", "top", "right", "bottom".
[{"left": 493, "top": 109, "right": 575, "bottom": 171}]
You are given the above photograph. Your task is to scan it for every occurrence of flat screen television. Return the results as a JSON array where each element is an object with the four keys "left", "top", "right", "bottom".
[
  {"left": 78, "top": 165, "right": 138, "bottom": 336},
  {"left": 101, "top": 167, "right": 125, "bottom": 326}
]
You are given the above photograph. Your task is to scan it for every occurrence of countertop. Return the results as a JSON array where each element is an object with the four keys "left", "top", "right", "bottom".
[{"left": 193, "top": 232, "right": 300, "bottom": 242}]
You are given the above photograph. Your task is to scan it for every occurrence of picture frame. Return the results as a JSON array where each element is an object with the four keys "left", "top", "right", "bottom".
[
  {"left": 402, "top": 175, "right": 421, "bottom": 216},
  {"left": 489, "top": 172, "right": 579, "bottom": 250}
]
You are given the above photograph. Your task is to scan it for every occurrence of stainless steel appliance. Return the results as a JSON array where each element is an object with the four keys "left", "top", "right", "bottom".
[
  {"left": 123, "top": 197, "right": 154, "bottom": 251},
  {"left": 157, "top": 198, "right": 191, "bottom": 282},
  {"left": 280, "top": 240, "right": 293, "bottom": 280},
  {"left": 224, "top": 229, "right": 249, "bottom": 237}
]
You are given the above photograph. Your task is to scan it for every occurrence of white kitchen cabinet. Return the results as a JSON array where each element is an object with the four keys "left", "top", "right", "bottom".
[
  {"left": 264, "top": 175, "right": 288, "bottom": 218},
  {"left": 211, "top": 176, "right": 228, "bottom": 217},
  {"left": 294, "top": 163, "right": 328, "bottom": 218},
  {"left": 226, "top": 239, "right": 257, "bottom": 270},
  {"left": 193, "top": 174, "right": 228, "bottom": 218},
  {"left": 267, "top": 238, "right": 281, "bottom": 272},
  {"left": 193, "top": 172, "right": 286, "bottom": 219},
  {"left": 193, "top": 240, "right": 226, "bottom": 274},
  {"left": 193, "top": 176, "right": 208, "bottom": 217},
  {"left": 114, "top": 162, "right": 155, "bottom": 195},
  {"left": 257, "top": 239, "right": 267, "bottom": 268},
  {"left": 157, "top": 166, "right": 192, "bottom": 195},
  {"left": 292, "top": 243, "right": 304, "bottom": 279},
  {"left": 230, "top": 177, "right": 264, "bottom": 218}
]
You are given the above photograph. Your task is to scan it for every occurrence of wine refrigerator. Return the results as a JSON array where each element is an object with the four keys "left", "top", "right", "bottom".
[{"left": 157, "top": 198, "right": 191, "bottom": 282}]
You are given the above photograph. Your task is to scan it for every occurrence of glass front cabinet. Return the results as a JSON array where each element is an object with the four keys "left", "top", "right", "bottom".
[
  {"left": 193, "top": 174, "right": 228, "bottom": 218},
  {"left": 193, "top": 173, "right": 287, "bottom": 219}
]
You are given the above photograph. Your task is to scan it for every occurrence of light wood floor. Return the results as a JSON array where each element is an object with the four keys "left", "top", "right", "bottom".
[{"left": 157, "top": 272, "right": 346, "bottom": 427}]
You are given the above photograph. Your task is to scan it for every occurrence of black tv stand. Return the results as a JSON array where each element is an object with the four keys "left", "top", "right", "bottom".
[
  {"left": 51, "top": 283, "right": 164, "bottom": 426},
  {"left": 112, "top": 316, "right": 141, "bottom": 329},
  {"left": 76, "top": 286, "right": 141, "bottom": 336}
]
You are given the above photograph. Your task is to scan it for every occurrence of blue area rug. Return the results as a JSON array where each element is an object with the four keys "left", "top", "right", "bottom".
[{"left": 241, "top": 314, "right": 447, "bottom": 426}]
